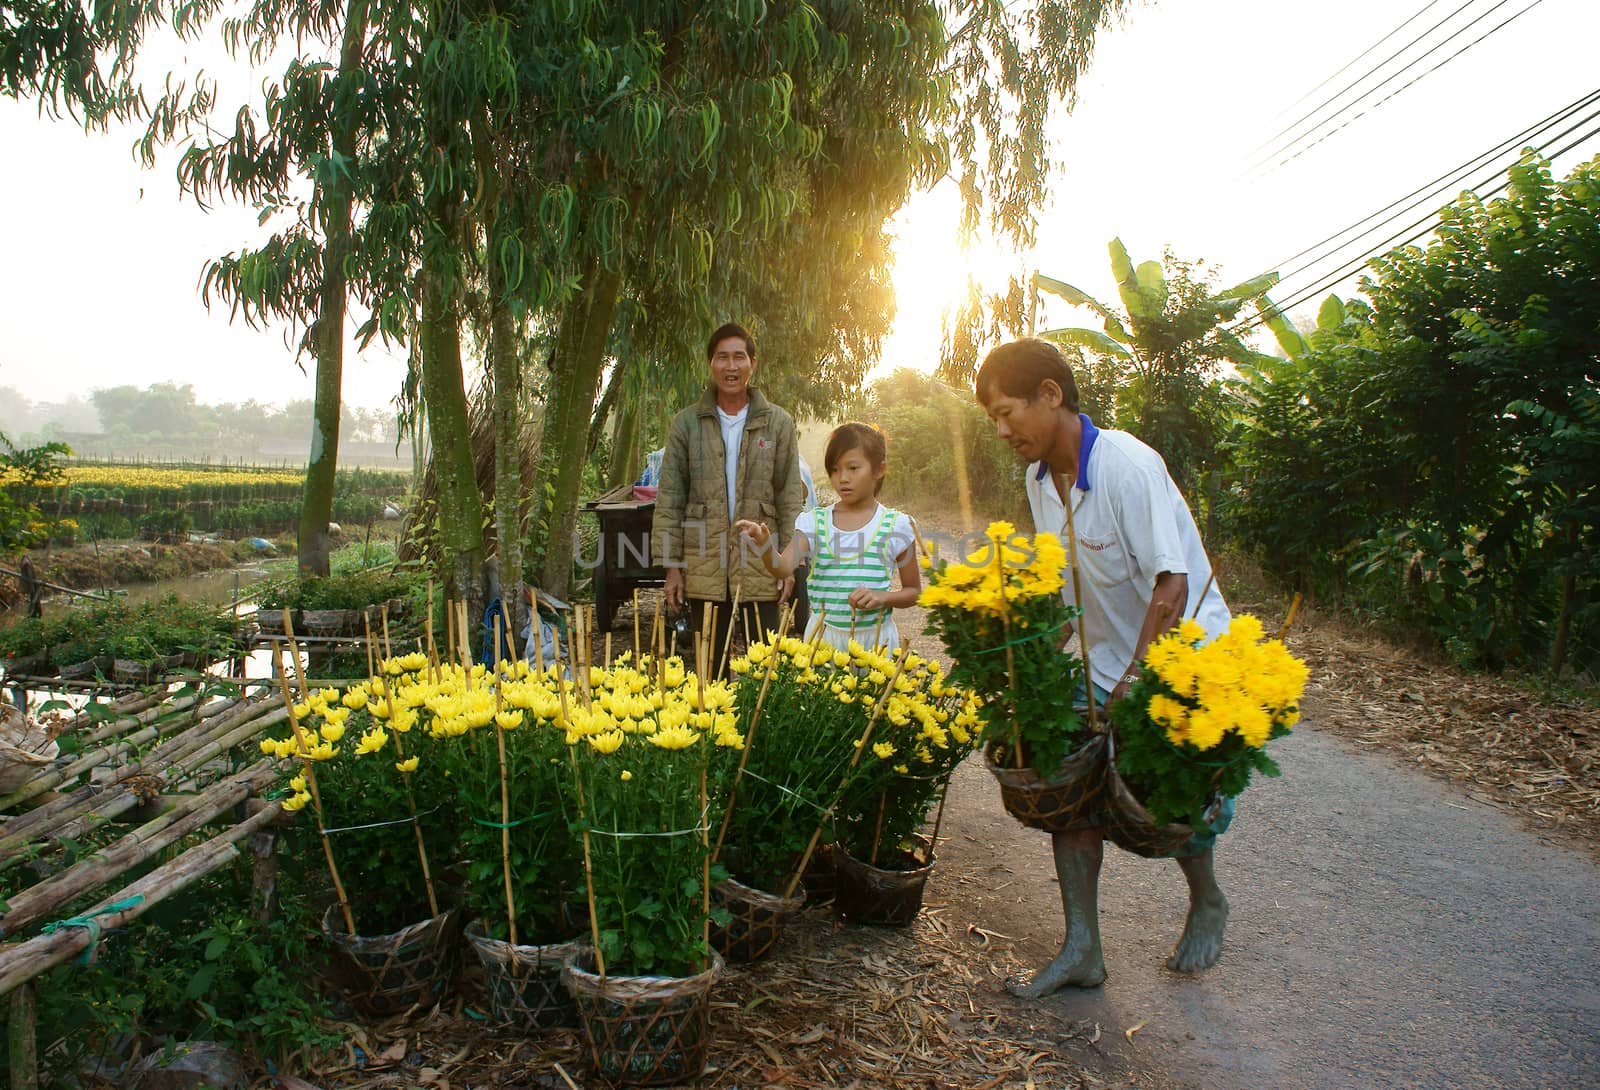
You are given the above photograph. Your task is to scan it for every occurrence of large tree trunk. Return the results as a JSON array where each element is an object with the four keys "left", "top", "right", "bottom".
[
  {"left": 419, "top": 265, "right": 487, "bottom": 635},
  {"left": 488, "top": 286, "right": 525, "bottom": 650},
  {"left": 529, "top": 259, "right": 623, "bottom": 598},
  {"left": 471, "top": 113, "right": 527, "bottom": 649},
  {"left": 606, "top": 399, "right": 641, "bottom": 490},
  {"left": 298, "top": 0, "right": 371, "bottom": 578}
]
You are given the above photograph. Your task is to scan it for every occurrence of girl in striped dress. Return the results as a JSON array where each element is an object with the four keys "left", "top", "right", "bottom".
[{"left": 733, "top": 422, "right": 921, "bottom": 651}]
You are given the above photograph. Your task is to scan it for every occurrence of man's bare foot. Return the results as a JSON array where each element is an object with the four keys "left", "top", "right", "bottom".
[
  {"left": 1006, "top": 946, "right": 1107, "bottom": 997},
  {"left": 1167, "top": 889, "right": 1228, "bottom": 972}
]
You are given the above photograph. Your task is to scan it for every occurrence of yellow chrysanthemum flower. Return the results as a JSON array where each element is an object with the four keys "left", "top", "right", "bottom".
[
  {"left": 354, "top": 728, "right": 389, "bottom": 755},
  {"left": 587, "top": 730, "right": 626, "bottom": 754},
  {"left": 648, "top": 724, "right": 700, "bottom": 750},
  {"left": 319, "top": 722, "right": 346, "bottom": 743}
]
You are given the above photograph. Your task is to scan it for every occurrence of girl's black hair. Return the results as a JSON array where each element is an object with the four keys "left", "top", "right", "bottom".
[{"left": 824, "top": 422, "right": 888, "bottom": 496}]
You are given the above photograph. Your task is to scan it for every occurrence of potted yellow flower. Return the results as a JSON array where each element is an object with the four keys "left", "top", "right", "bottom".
[
  {"left": 713, "top": 634, "right": 882, "bottom": 957},
  {"left": 830, "top": 649, "right": 979, "bottom": 926},
  {"left": 1106, "top": 615, "right": 1308, "bottom": 856},
  {"left": 920, "top": 521, "right": 1103, "bottom": 831},
  {"left": 400, "top": 655, "right": 584, "bottom": 1030},
  {"left": 260, "top": 663, "right": 461, "bottom": 1017},
  {"left": 560, "top": 653, "right": 743, "bottom": 1087}
]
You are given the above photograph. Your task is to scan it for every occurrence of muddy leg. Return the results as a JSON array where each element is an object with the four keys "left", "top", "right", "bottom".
[
  {"left": 1168, "top": 847, "right": 1228, "bottom": 972},
  {"left": 1007, "top": 828, "right": 1107, "bottom": 996}
]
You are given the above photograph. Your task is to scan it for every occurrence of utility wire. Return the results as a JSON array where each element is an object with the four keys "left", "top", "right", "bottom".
[
  {"left": 1233, "top": 117, "right": 1600, "bottom": 335},
  {"left": 1271, "top": 86, "right": 1600, "bottom": 284},
  {"left": 1261, "top": 0, "right": 1450, "bottom": 125},
  {"left": 1264, "top": 0, "right": 1552, "bottom": 171},
  {"left": 1250, "top": 0, "right": 1481, "bottom": 160}
]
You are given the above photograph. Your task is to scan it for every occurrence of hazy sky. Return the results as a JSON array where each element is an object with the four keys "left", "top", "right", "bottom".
[{"left": 2, "top": 0, "right": 1595, "bottom": 413}]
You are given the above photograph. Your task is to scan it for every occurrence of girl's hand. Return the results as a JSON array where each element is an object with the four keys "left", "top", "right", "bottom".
[
  {"left": 848, "top": 588, "right": 886, "bottom": 610},
  {"left": 732, "top": 519, "right": 770, "bottom": 548}
]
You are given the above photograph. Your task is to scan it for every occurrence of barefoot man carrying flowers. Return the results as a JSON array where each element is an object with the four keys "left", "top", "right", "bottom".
[{"left": 976, "top": 337, "right": 1235, "bottom": 996}]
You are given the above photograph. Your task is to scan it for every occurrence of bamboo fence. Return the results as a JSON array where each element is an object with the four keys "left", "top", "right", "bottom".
[{"left": 0, "top": 688, "right": 294, "bottom": 1090}]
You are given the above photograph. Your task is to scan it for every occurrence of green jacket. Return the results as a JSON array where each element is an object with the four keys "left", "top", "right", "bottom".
[{"left": 651, "top": 385, "right": 804, "bottom": 602}]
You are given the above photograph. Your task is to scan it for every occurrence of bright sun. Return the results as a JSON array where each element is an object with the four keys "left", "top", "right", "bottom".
[{"left": 874, "top": 183, "right": 1023, "bottom": 382}]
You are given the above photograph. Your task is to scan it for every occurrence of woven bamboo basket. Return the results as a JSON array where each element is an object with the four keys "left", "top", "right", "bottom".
[
  {"left": 563, "top": 949, "right": 723, "bottom": 1086},
  {"left": 464, "top": 920, "right": 578, "bottom": 1029},
  {"left": 983, "top": 732, "right": 1108, "bottom": 833},
  {"left": 321, "top": 905, "right": 458, "bottom": 1017},
  {"left": 1104, "top": 730, "right": 1226, "bottom": 858},
  {"left": 709, "top": 877, "right": 804, "bottom": 963},
  {"left": 833, "top": 835, "right": 934, "bottom": 927}
]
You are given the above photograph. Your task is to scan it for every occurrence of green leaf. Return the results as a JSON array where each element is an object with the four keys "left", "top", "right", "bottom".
[
  {"left": 1032, "top": 273, "right": 1116, "bottom": 319},
  {"left": 1316, "top": 294, "right": 1346, "bottom": 329},
  {"left": 204, "top": 935, "right": 230, "bottom": 961},
  {"left": 1254, "top": 296, "right": 1309, "bottom": 359},
  {"left": 1038, "top": 326, "right": 1132, "bottom": 359},
  {"left": 1214, "top": 271, "right": 1280, "bottom": 301},
  {"left": 185, "top": 962, "right": 218, "bottom": 999},
  {"left": 1135, "top": 260, "right": 1167, "bottom": 308}
]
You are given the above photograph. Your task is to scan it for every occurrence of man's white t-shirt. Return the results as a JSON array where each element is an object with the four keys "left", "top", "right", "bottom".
[
  {"left": 1025, "top": 422, "right": 1230, "bottom": 693},
  {"left": 717, "top": 405, "right": 748, "bottom": 520}
]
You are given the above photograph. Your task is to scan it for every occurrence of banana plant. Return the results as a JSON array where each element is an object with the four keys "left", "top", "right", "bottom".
[{"left": 1032, "top": 238, "right": 1307, "bottom": 369}]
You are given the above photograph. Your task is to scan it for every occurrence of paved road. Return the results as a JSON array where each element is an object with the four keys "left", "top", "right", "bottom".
[{"left": 933, "top": 722, "right": 1600, "bottom": 1090}]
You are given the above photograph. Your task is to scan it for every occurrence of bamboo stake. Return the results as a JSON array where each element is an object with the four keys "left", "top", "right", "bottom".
[
  {"left": 700, "top": 731, "right": 711, "bottom": 950},
  {"left": 555, "top": 657, "right": 605, "bottom": 977},
  {"left": 371, "top": 615, "right": 439, "bottom": 918},
  {"left": 990, "top": 531, "right": 1024, "bottom": 768},
  {"left": 530, "top": 589, "right": 547, "bottom": 675},
  {"left": 719, "top": 577, "right": 743, "bottom": 679},
  {"left": 710, "top": 604, "right": 794, "bottom": 863},
  {"left": 1062, "top": 487, "right": 1098, "bottom": 736},
  {"left": 272, "top": 646, "right": 354, "bottom": 934},
  {"left": 282, "top": 611, "right": 313, "bottom": 706},
  {"left": 380, "top": 605, "right": 394, "bottom": 662},
  {"left": 783, "top": 645, "right": 914, "bottom": 899},
  {"left": 604, "top": 632, "right": 613, "bottom": 669},
  {"left": 868, "top": 789, "right": 888, "bottom": 867},
  {"left": 444, "top": 594, "right": 456, "bottom": 669},
  {"left": 1275, "top": 592, "right": 1303, "bottom": 639},
  {"left": 362, "top": 614, "right": 379, "bottom": 684},
  {"left": 425, "top": 579, "right": 441, "bottom": 683},
  {"left": 633, "top": 589, "right": 641, "bottom": 661},
  {"left": 492, "top": 615, "right": 517, "bottom": 945}
]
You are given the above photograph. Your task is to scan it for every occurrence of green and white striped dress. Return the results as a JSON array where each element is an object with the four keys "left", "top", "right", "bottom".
[{"left": 799, "top": 504, "right": 912, "bottom": 651}]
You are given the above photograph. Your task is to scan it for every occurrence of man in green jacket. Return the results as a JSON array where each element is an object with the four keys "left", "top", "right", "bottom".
[{"left": 653, "top": 322, "right": 805, "bottom": 674}]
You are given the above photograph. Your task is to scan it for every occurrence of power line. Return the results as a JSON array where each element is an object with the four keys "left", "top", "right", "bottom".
[
  {"left": 1269, "top": 87, "right": 1600, "bottom": 285},
  {"left": 1249, "top": 0, "right": 1481, "bottom": 161},
  {"left": 1233, "top": 118, "right": 1600, "bottom": 335},
  {"left": 1263, "top": 0, "right": 1552, "bottom": 171},
  {"left": 1262, "top": 0, "right": 1450, "bottom": 124}
]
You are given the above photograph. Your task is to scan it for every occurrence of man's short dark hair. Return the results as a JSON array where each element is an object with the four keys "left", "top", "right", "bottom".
[
  {"left": 975, "top": 337, "right": 1080, "bottom": 412},
  {"left": 707, "top": 322, "right": 756, "bottom": 360}
]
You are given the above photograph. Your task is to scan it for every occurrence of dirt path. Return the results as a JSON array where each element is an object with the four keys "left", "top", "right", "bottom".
[{"left": 927, "top": 722, "right": 1600, "bottom": 1090}]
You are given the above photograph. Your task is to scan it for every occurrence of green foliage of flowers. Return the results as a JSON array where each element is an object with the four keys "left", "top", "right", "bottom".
[
  {"left": 919, "top": 521, "right": 1087, "bottom": 774},
  {"left": 1108, "top": 615, "right": 1307, "bottom": 828}
]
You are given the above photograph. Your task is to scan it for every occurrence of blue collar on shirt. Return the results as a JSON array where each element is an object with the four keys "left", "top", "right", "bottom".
[{"left": 1034, "top": 414, "right": 1099, "bottom": 491}]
